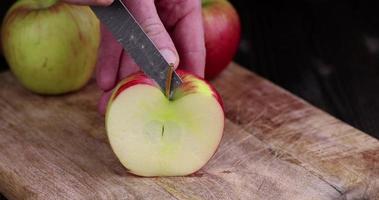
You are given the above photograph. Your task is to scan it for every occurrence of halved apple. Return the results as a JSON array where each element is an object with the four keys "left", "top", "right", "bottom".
[{"left": 106, "top": 71, "right": 224, "bottom": 177}]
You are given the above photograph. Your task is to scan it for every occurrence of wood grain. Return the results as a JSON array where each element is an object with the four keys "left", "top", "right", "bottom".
[{"left": 0, "top": 63, "right": 378, "bottom": 200}]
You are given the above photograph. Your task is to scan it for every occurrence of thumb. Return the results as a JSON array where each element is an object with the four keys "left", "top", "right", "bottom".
[{"left": 122, "top": 0, "right": 179, "bottom": 68}]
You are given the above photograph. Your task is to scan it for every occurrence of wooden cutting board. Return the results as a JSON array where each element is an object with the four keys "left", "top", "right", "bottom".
[{"left": 0, "top": 63, "right": 378, "bottom": 200}]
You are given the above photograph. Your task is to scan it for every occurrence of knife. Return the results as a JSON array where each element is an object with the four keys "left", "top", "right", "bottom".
[{"left": 90, "top": 0, "right": 182, "bottom": 98}]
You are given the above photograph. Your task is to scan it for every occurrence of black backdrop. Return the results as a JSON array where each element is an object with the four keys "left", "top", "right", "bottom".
[{"left": 231, "top": 0, "right": 379, "bottom": 138}]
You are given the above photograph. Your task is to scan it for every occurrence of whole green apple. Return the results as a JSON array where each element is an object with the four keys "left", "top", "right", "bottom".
[{"left": 1, "top": 0, "right": 100, "bottom": 94}]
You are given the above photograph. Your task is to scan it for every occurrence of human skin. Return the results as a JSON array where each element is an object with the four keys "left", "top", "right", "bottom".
[{"left": 64, "top": 0, "right": 206, "bottom": 115}]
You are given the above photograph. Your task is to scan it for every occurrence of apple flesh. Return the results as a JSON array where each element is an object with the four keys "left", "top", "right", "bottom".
[
  {"left": 1, "top": 0, "right": 100, "bottom": 94},
  {"left": 202, "top": 0, "right": 241, "bottom": 79},
  {"left": 106, "top": 71, "right": 224, "bottom": 177}
]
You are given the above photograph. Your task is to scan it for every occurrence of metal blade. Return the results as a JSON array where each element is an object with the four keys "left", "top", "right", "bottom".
[{"left": 91, "top": 0, "right": 182, "bottom": 97}]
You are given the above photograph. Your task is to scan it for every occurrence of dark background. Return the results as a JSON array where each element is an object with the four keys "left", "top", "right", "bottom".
[
  {"left": 0, "top": 0, "right": 378, "bottom": 199},
  {"left": 229, "top": 0, "right": 379, "bottom": 139}
]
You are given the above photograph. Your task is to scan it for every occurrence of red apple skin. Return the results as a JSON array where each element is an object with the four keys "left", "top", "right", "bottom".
[
  {"left": 202, "top": 0, "right": 241, "bottom": 79},
  {"left": 112, "top": 70, "right": 224, "bottom": 110},
  {"left": 112, "top": 72, "right": 156, "bottom": 100}
]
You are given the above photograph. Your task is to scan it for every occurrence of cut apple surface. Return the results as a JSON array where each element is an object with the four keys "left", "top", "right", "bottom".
[{"left": 106, "top": 71, "right": 224, "bottom": 177}]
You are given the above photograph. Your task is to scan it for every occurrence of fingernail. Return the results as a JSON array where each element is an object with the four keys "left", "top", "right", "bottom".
[
  {"left": 160, "top": 49, "right": 177, "bottom": 66},
  {"left": 101, "top": 0, "right": 114, "bottom": 6}
]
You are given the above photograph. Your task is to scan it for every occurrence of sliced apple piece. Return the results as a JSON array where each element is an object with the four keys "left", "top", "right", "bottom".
[{"left": 106, "top": 71, "right": 224, "bottom": 177}]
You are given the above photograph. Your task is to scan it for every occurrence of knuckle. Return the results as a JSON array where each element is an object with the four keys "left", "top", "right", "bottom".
[
  {"left": 97, "top": 0, "right": 113, "bottom": 6},
  {"left": 140, "top": 17, "right": 166, "bottom": 39}
]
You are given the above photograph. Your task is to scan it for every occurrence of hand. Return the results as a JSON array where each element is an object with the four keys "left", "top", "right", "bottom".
[
  {"left": 65, "top": 0, "right": 206, "bottom": 115},
  {"left": 63, "top": 0, "right": 114, "bottom": 6}
]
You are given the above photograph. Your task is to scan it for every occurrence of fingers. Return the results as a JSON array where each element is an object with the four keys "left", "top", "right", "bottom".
[
  {"left": 122, "top": 0, "right": 179, "bottom": 68},
  {"left": 118, "top": 52, "right": 140, "bottom": 80},
  {"left": 96, "top": 24, "right": 123, "bottom": 91},
  {"left": 63, "top": 0, "right": 113, "bottom": 6},
  {"left": 157, "top": 0, "right": 206, "bottom": 77},
  {"left": 98, "top": 90, "right": 113, "bottom": 115},
  {"left": 95, "top": 0, "right": 206, "bottom": 116}
]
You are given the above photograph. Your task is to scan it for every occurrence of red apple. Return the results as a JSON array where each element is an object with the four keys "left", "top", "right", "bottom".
[
  {"left": 202, "top": 0, "right": 241, "bottom": 79},
  {"left": 106, "top": 70, "right": 224, "bottom": 177}
]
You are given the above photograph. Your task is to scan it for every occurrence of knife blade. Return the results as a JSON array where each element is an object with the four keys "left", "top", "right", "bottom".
[{"left": 91, "top": 0, "right": 182, "bottom": 98}]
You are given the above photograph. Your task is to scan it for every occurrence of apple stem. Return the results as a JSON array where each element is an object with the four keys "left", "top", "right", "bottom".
[{"left": 165, "top": 64, "right": 174, "bottom": 100}]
